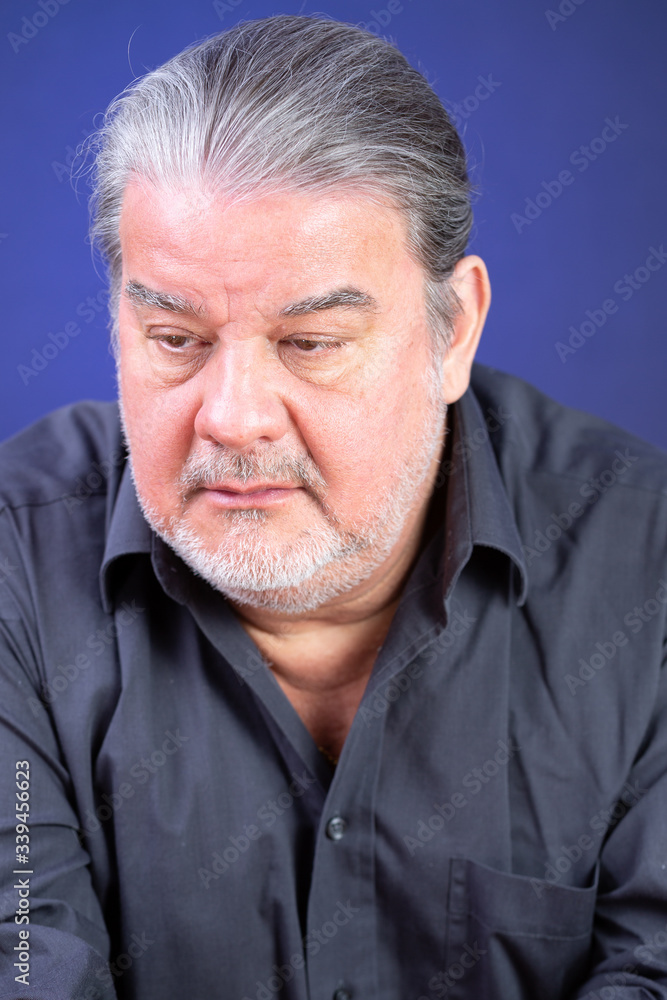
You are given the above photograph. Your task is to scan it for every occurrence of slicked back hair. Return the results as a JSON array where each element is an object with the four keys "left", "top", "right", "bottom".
[{"left": 87, "top": 15, "right": 474, "bottom": 354}]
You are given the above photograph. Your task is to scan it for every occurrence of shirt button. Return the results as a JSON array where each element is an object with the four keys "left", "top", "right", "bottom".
[
  {"left": 325, "top": 816, "right": 347, "bottom": 841},
  {"left": 333, "top": 991, "right": 352, "bottom": 1000}
]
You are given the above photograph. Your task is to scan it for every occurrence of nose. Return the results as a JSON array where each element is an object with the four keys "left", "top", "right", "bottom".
[{"left": 193, "top": 337, "right": 292, "bottom": 451}]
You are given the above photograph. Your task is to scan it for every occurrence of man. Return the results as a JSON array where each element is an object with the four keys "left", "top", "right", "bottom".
[{"left": 1, "top": 14, "right": 666, "bottom": 1000}]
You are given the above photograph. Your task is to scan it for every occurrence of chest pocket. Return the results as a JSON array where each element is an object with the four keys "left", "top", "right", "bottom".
[{"left": 439, "top": 857, "right": 598, "bottom": 999}]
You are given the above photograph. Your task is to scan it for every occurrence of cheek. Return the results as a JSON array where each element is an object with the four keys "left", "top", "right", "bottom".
[
  {"left": 302, "top": 391, "right": 408, "bottom": 502},
  {"left": 308, "top": 334, "right": 432, "bottom": 488},
  {"left": 119, "top": 357, "right": 198, "bottom": 497}
]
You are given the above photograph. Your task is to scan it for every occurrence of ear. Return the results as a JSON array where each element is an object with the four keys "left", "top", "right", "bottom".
[{"left": 439, "top": 255, "right": 491, "bottom": 404}]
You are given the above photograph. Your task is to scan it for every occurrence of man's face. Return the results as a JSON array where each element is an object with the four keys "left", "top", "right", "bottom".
[{"left": 117, "top": 181, "right": 450, "bottom": 614}]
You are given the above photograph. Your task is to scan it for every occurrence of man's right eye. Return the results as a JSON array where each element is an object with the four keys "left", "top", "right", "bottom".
[{"left": 147, "top": 332, "right": 205, "bottom": 352}]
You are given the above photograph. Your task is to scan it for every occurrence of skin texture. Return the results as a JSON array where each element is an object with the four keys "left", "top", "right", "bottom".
[{"left": 117, "top": 180, "right": 490, "bottom": 756}]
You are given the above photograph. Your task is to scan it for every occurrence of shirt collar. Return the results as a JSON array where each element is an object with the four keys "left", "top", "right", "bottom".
[
  {"left": 99, "top": 381, "right": 528, "bottom": 614},
  {"left": 439, "top": 383, "right": 528, "bottom": 610},
  {"left": 99, "top": 461, "right": 153, "bottom": 613}
]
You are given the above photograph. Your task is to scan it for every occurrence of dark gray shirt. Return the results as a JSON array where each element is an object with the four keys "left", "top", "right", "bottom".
[{"left": 1, "top": 364, "right": 667, "bottom": 1000}]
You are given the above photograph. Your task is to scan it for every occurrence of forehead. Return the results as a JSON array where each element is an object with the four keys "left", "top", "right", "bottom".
[{"left": 118, "top": 179, "right": 421, "bottom": 311}]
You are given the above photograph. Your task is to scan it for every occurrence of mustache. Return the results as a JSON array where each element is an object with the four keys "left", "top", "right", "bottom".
[{"left": 177, "top": 446, "right": 329, "bottom": 501}]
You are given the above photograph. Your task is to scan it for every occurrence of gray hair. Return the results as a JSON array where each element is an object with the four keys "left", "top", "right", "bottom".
[{"left": 87, "top": 15, "right": 473, "bottom": 354}]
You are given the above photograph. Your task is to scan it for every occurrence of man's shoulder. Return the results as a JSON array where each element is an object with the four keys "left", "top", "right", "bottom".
[
  {"left": 0, "top": 400, "right": 125, "bottom": 511},
  {"left": 470, "top": 363, "right": 667, "bottom": 497}
]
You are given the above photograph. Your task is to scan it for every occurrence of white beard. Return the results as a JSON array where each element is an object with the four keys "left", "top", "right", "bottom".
[{"left": 121, "top": 372, "right": 447, "bottom": 615}]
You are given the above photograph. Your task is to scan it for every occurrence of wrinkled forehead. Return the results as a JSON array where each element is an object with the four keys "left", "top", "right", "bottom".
[{"left": 116, "top": 178, "right": 424, "bottom": 315}]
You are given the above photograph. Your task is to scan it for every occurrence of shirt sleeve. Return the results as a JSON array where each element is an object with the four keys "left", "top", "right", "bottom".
[
  {"left": 0, "top": 564, "right": 117, "bottom": 999},
  {"left": 572, "top": 631, "right": 667, "bottom": 999}
]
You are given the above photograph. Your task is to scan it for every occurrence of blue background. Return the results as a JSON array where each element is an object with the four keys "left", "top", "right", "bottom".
[{"left": 1, "top": 0, "right": 666, "bottom": 447}]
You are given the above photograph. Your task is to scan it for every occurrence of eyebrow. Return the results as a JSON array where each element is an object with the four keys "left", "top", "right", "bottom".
[
  {"left": 279, "top": 287, "right": 378, "bottom": 317},
  {"left": 125, "top": 281, "right": 207, "bottom": 318},
  {"left": 125, "top": 280, "right": 378, "bottom": 320}
]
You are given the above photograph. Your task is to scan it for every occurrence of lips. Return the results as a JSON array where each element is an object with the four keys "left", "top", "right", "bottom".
[
  {"left": 196, "top": 482, "right": 304, "bottom": 509},
  {"left": 203, "top": 483, "right": 299, "bottom": 494}
]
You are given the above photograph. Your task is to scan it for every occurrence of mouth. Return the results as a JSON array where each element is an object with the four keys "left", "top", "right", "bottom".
[
  {"left": 203, "top": 482, "right": 300, "bottom": 494},
  {"left": 199, "top": 483, "right": 304, "bottom": 509}
]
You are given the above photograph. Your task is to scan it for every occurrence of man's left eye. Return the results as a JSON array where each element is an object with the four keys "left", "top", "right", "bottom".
[
  {"left": 161, "top": 335, "right": 193, "bottom": 348},
  {"left": 285, "top": 339, "right": 342, "bottom": 353}
]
